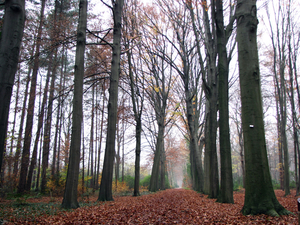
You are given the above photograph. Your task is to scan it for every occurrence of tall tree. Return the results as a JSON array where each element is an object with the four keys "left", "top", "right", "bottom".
[
  {"left": 236, "top": 0, "right": 290, "bottom": 216},
  {"left": 265, "top": 0, "right": 291, "bottom": 195},
  {"left": 89, "top": 85, "right": 95, "bottom": 188},
  {"left": 25, "top": 55, "right": 52, "bottom": 191},
  {"left": 98, "top": 0, "right": 124, "bottom": 202},
  {"left": 141, "top": 23, "right": 174, "bottom": 192},
  {"left": 0, "top": 0, "right": 25, "bottom": 175},
  {"left": 61, "top": 0, "right": 88, "bottom": 209},
  {"left": 18, "top": 0, "right": 46, "bottom": 194},
  {"left": 215, "top": 0, "right": 235, "bottom": 203},
  {"left": 286, "top": 0, "right": 300, "bottom": 194},
  {"left": 123, "top": 0, "right": 145, "bottom": 196},
  {"left": 41, "top": 48, "right": 58, "bottom": 193}
]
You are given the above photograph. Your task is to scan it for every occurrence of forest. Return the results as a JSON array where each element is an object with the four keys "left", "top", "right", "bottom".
[{"left": 0, "top": 0, "right": 300, "bottom": 222}]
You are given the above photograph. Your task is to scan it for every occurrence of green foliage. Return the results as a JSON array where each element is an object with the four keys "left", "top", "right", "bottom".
[
  {"left": 121, "top": 175, "right": 135, "bottom": 189},
  {"left": 140, "top": 175, "right": 151, "bottom": 188},
  {"left": 163, "top": 175, "right": 170, "bottom": 189}
]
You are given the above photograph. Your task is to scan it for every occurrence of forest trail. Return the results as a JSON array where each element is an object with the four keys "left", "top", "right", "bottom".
[{"left": 2, "top": 188, "right": 298, "bottom": 224}]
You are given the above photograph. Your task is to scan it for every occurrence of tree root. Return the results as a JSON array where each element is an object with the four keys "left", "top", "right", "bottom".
[{"left": 266, "top": 208, "right": 293, "bottom": 217}]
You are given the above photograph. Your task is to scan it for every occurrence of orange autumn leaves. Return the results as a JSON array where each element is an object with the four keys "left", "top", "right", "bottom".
[{"left": 5, "top": 188, "right": 298, "bottom": 224}]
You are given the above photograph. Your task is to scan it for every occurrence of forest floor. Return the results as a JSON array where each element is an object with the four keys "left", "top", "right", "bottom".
[{"left": 0, "top": 188, "right": 298, "bottom": 224}]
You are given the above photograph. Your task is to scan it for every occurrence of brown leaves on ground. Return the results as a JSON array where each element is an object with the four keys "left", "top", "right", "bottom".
[{"left": 3, "top": 189, "right": 299, "bottom": 224}]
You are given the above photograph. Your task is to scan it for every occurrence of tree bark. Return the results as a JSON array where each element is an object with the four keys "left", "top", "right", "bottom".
[
  {"left": 98, "top": 0, "right": 124, "bottom": 202},
  {"left": 0, "top": 0, "right": 25, "bottom": 177},
  {"left": 26, "top": 53, "right": 52, "bottom": 191},
  {"left": 41, "top": 50, "right": 57, "bottom": 194},
  {"left": 18, "top": 0, "right": 45, "bottom": 194},
  {"left": 215, "top": 0, "right": 233, "bottom": 203},
  {"left": 236, "top": 0, "right": 290, "bottom": 216},
  {"left": 13, "top": 68, "right": 31, "bottom": 178},
  {"left": 61, "top": 0, "right": 87, "bottom": 209},
  {"left": 149, "top": 124, "right": 164, "bottom": 192},
  {"left": 89, "top": 85, "right": 95, "bottom": 189}
]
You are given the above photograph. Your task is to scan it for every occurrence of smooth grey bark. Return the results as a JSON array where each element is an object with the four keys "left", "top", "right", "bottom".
[
  {"left": 0, "top": 0, "right": 25, "bottom": 177},
  {"left": 236, "top": 0, "right": 290, "bottom": 216},
  {"left": 96, "top": 86, "right": 105, "bottom": 189},
  {"left": 149, "top": 124, "right": 164, "bottom": 192},
  {"left": 61, "top": 0, "right": 87, "bottom": 209},
  {"left": 215, "top": 0, "right": 234, "bottom": 203},
  {"left": 160, "top": 144, "right": 166, "bottom": 190},
  {"left": 98, "top": 0, "right": 124, "bottom": 202}
]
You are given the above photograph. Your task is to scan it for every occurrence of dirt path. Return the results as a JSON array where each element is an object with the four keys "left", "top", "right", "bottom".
[{"left": 4, "top": 189, "right": 298, "bottom": 224}]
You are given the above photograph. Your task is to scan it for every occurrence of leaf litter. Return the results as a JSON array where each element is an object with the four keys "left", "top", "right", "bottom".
[{"left": 1, "top": 189, "right": 298, "bottom": 224}]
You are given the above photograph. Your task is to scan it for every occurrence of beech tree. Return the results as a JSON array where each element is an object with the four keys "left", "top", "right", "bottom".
[
  {"left": 0, "top": 0, "right": 25, "bottom": 178},
  {"left": 61, "top": 0, "right": 88, "bottom": 209},
  {"left": 215, "top": 0, "right": 235, "bottom": 203},
  {"left": 265, "top": 0, "right": 290, "bottom": 195},
  {"left": 161, "top": 0, "right": 205, "bottom": 192},
  {"left": 98, "top": 0, "right": 124, "bottom": 202},
  {"left": 236, "top": 0, "right": 291, "bottom": 216},
  {"left": 123, "top": 0, "right": 145, "bottom": 196}
]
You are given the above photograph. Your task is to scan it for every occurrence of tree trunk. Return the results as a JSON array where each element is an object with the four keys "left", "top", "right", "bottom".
[
  {"left": 98, "top": 0, "right": 124, "bottom": 202},
  {"left": 201, "top": 2, "right": 219, "bottom": 198},
  {"left": 96, "top": 87, "right": 105, "bottom": 189},
  {"left": 8, "top": 70, "right": 20, "bottom": 179},
  {"left": 51, "top": 0, "right": 61, "bottom": 178},
  {"left": 0, "top": 0, "right": 25, "bottom": 176},
  {"left": 149, "top": 124, "right": 164, "bottom": 192},
  {"left": 13, "top": 68, "right": 31, "bottom": 177},
  {"left": 236, "top": 0, "right": 290, "bottom": 216},
  {"left": 89, "top": 85, "right": 94, "bottom": 189},
  {"left": 215, "top": 0, "right": 233, "bottom": 203},
  {"left": 18, "top": 0, "right": 45, "bottom": 194},
  {"left": 26, "top": 53, "right": 52, "bottom": 191},
  {"left": 133, "top": 119, "right": 141, "bottom": 196},
  {"left": 35, "top": 128, "right": 43, "bottom": 191},
  {"left": 186, "top": 96, "right": 203, "bottom": 193},
  {"left": 41, "top": 50, "right": 57, "bottom": 194},
  {"left": 61, "top": 0, "right": 87, "bottom": 209},
  {"left": 287, "top": 10, "right": 299, "bottom": 194}
]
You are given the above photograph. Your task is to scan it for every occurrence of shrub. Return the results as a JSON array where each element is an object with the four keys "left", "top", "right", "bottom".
[
  {"left": 112, "top": 180, "right": 130, "bottom": 194},
  {"left": 140, "top": 175, "right": 151, "bottom": 188},
  {"left": 122, "top": 175, "right": 135, "bottom": 189},
  {"left": 46, "top": 175, "right": 66, "bottom": 196}
]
